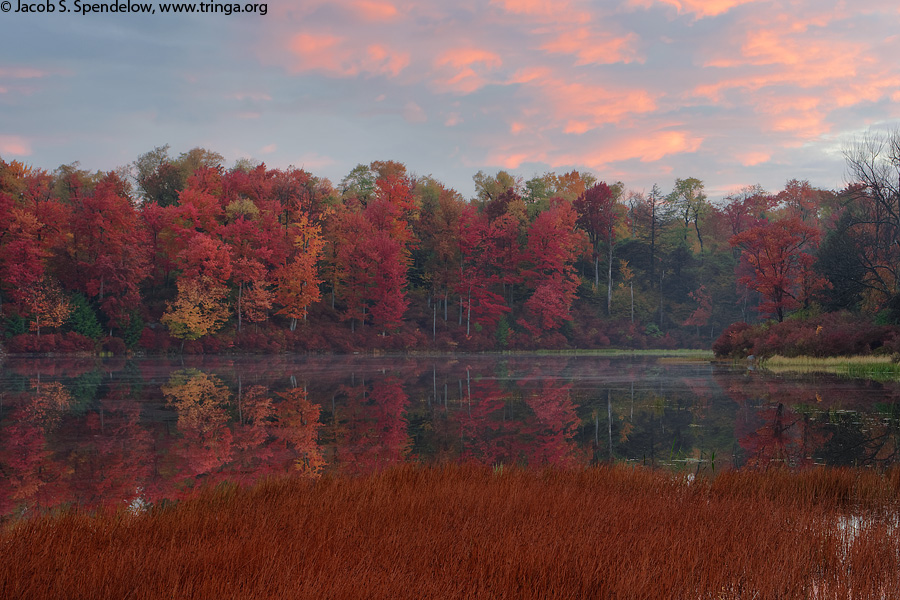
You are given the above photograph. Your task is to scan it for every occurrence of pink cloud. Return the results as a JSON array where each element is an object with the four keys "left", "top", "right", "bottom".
[
  {"left": 287, "top": 33, "right": 409, "bottom": 78},
  {"left": 558, "top": 130, "right": 702, "bottom": 167},
  {"left": 0, "top": 67, "right": 54, "bottom": 79},
  {"left": 541, "top": 28, "right": 641, "bottom": 65},
  {"left": 490, "top": 0, "right": 590, "bottom": 22},
  {"left": 288, "top": 33, "right": 348, "bottom": 73},
  {"left": 540, "top": 80, "right": 657, "bottom": 131},
  {"left": 506, "top": 67, "right": 552, "bottom": 85},
  {"left": 432, "top": 48, "right": 503, "bottom": 94},
  {"left": 488, "top": 152, "right": 539, "bottom": 170},
  {"left": 485, "top": 129, "right": 701, "bottom": 173},
  {"left": 444, "top": 113, "right": 462, "bottom": 126},
  {"left": 627, "top": 0, "right": 759, "bottom": 18},
  {"left": 0, "top": 135, "right": 32, "bottom": 156},
  {"left": 736, "top": 151, "right": 771, "bottom": 166},
  {"left": 365, "top": 44, "right": 410, "bottom": 77},
  {"left": 435, "top": 48, "right": 502, "bottom": 70},
  {"left": 352, "top": 0, "right": 399, "bottom": 21}
]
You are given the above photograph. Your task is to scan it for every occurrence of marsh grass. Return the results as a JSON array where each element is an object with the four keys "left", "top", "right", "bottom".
[
  {"left": 533, "top": 348, "right": 714, "bottom": 359},
  {"left": 2, "top": 465, "right": 899, "bottom": 599},
  {"left": 762, "top": 355, "right": 900, "bottom": 380}
]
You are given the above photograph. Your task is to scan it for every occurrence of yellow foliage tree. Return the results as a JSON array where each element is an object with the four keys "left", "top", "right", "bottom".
[
  {"left": 161, "top": 369, "right": 230, "bottom": 435},
  {"left": 161, "top": 277, "right": 229, "bottom": 346}
]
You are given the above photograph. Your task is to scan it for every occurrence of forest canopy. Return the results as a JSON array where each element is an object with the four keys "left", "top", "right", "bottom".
[{"left": 2, "top": 132, "right": 899, "bottom": 355}]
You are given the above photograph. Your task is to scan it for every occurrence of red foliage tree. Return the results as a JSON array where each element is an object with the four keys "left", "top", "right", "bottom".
[
  {"left": 574, "top": 183, "right": 621, "bottom": 313},
  {"left": 730, "top": 217, "right": 828, "bottom": 322},
  {"left": 65, "top": 173, "right": 149, "bottom": 328}
]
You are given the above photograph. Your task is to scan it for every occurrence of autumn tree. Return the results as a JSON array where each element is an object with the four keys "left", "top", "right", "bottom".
[
  {"left": 23, "top": 278, "right": 71, "bottom": 337},
  {"left": 161, "top": 369, "right": 233, "bottom": 477},
  {"left": 519, "top": 199, "right": 586, "bottom": 335},
  {"left": 456, "top": 205, "right": 511, "bottom": 336},
  {"left": 730, "top": 217, "right": 828, "bottom": 322},
  {"left": 275, "top": 214, "right": 324, "bottom": 329},
  {"left": 161, "top": 278, "right": 230, "bottom": 345},
  {"left": 275, "top": 387, "right": 325, "bottom": 477},
  {"left": 412, "top": 176, "right": 464, "bottom": 329},
  {"left": 65, "top": 172, "right": 149, "bottom": 329},
  {"left": 574, "top": 182, "right": 622, "bottom": 314},
  {"left": 473, "top": 170, "right": 521, "bottom": 206}
]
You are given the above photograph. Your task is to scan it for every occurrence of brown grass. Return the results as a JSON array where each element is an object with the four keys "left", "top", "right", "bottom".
[{"left": 2, "top": 464, "right": 900, "bottom": 599}]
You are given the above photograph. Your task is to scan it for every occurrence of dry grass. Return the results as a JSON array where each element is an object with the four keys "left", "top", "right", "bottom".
[
  {"left": 2, "top": 464, "right": 900, "bottom": 599},
  {"left": 761, "top": 354, "right": 900, "bottom": 380}
]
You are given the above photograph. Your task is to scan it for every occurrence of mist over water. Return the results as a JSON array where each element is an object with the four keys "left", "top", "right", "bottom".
[{"left": 2, "top": 354, "right": 899, "bottom": 517}]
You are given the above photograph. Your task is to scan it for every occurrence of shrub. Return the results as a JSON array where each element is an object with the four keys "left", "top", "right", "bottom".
[
  {"left": 102, "top": 337, "right": 127, "bottom": 355},
  {"left": 712, "top": 322, "right": 753, "bottom": 358}
]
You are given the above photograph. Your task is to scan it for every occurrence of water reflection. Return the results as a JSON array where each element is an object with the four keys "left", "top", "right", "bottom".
[{"left": 2, "top": 355, "right": 900, "bottom": 518}]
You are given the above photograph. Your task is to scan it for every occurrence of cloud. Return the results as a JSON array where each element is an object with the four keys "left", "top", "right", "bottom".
[
  {"left": 444, "top": 112, "right": 462, "bottom": 126},
  {"left": 540, "top": 28, "right": 641, "bottom": 65},
  {"left": 295, "top": 152, "right": 336, "bottom": 171},
  {"left": 736, "top": 151, "right": 771, "bottom": 166},
  {"left": 571, "top": 130, "right": 703, "bottom": 167},
  {"left": 431, "top": 47, "right": 504, "bottom": 94},
  {"left": 490, "top": 0, "right": 590, "bottom": 23},
  {"left": 627, "top": 0, "right": 759, "bottom": 18},
  {"left": 0, "top": 67, "right": 56, "bottom": 79},
  {"left": 531, "top": 79, "right": 658, "bottom": 132},
  {"left": 485, "top": 129, "right": 702, "bottom": 173},
  {"left": 0, "top": 135, "right": 32, "bottom": 156},
  {"left": 403, "top": 101, "right": 427, "bottom": 123},
  {"left": 230, "top": 92, "right": 273, "bottom": 101},
  {"left": 352, "top": 0, "right": 399, "bottom": 21},
  {"left": 286, "top": 33, "right": 410, "bottom": 77}
]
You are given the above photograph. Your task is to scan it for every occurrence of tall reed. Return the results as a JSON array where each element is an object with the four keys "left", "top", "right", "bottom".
[{"left": 2, "top": 464, "right": 899, "bottom": 599}]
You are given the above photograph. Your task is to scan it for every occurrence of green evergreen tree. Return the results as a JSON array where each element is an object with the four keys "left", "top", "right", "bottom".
[{"left": 67, "top": 293, "right": 104, "bottom": 339}]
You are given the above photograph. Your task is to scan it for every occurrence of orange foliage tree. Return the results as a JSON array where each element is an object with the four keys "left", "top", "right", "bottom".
[
  {"left": 23, "top": 278, "right": 71, "bottom": 337},
  {"left": 275, "top": 214, "right": 324, "bottom": 330}
]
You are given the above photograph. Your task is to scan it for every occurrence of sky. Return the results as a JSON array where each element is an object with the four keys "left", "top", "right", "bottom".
[{"left": 1, "top": 0, "right": 899, "bottom": 201}]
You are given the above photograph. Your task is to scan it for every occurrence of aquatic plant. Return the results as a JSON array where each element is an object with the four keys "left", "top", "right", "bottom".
[{"left": 2, "top": 464, "right": 899, "bottom": 599}]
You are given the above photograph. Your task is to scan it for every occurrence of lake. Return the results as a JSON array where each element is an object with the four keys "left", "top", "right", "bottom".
[{"left": 2, "top": 353, "right": 899, "bottom": 518}]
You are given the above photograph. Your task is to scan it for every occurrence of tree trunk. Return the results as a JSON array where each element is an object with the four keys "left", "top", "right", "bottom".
[
  {"left": 237, "top": 282, "right": 243, "bottom": 332},
  {"left": 466, "top": 287, "right": 471, "bottom": 336},
  {"left": 607, "top": 244, "right": 613, "bottom": 316},
  {"left": 630, "top": 281, "right": 634, "bottom": 323}
]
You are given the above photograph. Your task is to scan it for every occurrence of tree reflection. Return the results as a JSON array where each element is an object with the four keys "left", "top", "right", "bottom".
[
  {"left": 161, "top": 369, "right": 234, "bottom": 479},
  {"left": 5, "top": 355, "right": 900, "bottom": 519}
]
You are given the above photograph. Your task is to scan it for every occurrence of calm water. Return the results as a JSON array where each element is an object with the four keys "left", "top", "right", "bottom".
[{"left": 1, "top": 354, "right": 899, "bottom": 518}]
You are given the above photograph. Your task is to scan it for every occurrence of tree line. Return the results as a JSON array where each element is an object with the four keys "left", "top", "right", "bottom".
[{"left": 1, "top": 131, "right": 898, "bottom": 354}]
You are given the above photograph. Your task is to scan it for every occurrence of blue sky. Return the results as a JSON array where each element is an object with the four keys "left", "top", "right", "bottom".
[{"left": 1, "top": 0, "right": 899, "bottom": 200}]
